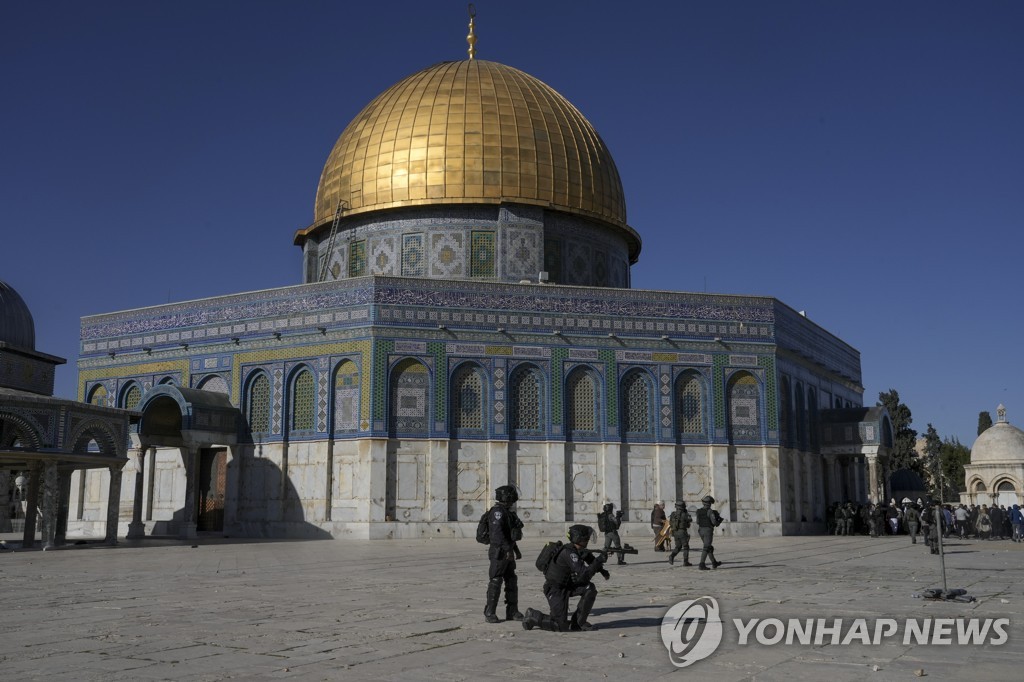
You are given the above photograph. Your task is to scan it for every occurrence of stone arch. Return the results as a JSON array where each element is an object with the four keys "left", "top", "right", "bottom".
[
  {"left": 287, "top": 364, "right": 316, "bottom": 433},
  {"left": 675, "top": 369, "right": 707, "bottom": 441},
  {"left": 158, "top": 376, "right": 177, "bottom": 386},
  {"left": 197, "top": 374, "right": 229, "bottom": 394},
  {"left": 449, "top": 360, "right": 487, "bottom": 438},
  {"left": 0, "top": 411, "right": 44, "bottom": 450},
  {"left": 119, "top": 380, "right": 143, "bottom": 410},
  {"left": 565, "top": 364, "right": 601, "bottom": 441},
  {"left": 389, "top": 357, "right": 431, "bottom": 437},
  {"left": 332, "top": 358, "right": 361, "bottom": 434},
  {"left": 620, "top": 366, "right": 655, "bottom": 440},
  {"left": 67, "top": 418, "right": 123, "bottom": 456},
  {"left": 87, "top": 383, "right": 109, "bottom": 407},
  {"left": 509, "top": 362, "right": 544, "bottom": 438},
  {"left": 726, "top": 370, "right": 763, "bottom": 444},
  {"left": 243, "top": 370, "right": 272, "bottom": 435}
]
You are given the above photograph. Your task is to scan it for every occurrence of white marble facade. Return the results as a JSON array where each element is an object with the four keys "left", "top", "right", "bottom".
[{"left": 66, "top": 438, "right": 795, "bottom": 539}]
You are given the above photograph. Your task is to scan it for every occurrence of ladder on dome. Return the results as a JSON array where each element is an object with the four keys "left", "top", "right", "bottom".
[{"left": 318, "top": 199, "right": 347, "bottom": 282}]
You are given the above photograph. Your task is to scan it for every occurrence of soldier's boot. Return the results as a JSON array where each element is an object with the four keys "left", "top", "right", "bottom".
[
  {"left": 683, "top": 549, "right": 692, "bottom": 566},
  {"left": 710, "top": 551, "right": 722, "bottom": 568},
  {"left": 668, "top": 549, "right": 677, "bottom": 565},
  {"left": 522, "top": 608, "right": 541, "bottom": 630},
  {"left": 699, "top": 547, "right": 708, "bottom": 569},
  {"left": 569, "top": 585, "right": 598, "bottom": 631},
  {"left": 523, "top": 608, "right": 560, "bottom": 632},
  {"left": 484, "top": 579, "right": 502, "bottom": 624},
  {"left": 505, "top": 594, "right": 524, "bottom": 622}
]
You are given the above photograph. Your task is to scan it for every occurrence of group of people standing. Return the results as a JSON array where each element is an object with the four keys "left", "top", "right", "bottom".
[
  {"left": 483, "top": 486, "right": 727, "bottom": 633},
  {"left": 650, "top": 498, "right": 724, "bottom": 570},
  {"left": 828, "top": 498, "right": 1024, "bottom": 544}
]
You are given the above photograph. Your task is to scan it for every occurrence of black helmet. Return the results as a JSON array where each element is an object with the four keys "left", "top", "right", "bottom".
[
  {"left": 675, "top": 501, "right": 686, "bottom": 510},
  {"left": 567, "top": 525, "right": 594, "bottom": 545},
  {"left": 603, "top": 502, "right": 614, "bottom": 513},
  {"left": 701, "top": 495, "right": 715, "bottom": 505},
  {"left": 495, "top": 485, "right": 519, "bottom": 506}
]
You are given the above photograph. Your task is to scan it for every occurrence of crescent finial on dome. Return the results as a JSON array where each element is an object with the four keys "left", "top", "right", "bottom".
[{"left": 467, "top": 4, "right": 477, "bottom": 60}]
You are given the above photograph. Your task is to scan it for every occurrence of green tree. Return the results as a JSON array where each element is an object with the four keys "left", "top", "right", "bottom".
[
  {"left": 978, "top": 411, "right": 993, "bottom": 435},
  {"left": 921, "top": 423, "right": 943, "bottom": 498},
  {"left": 939, "top": 436, "right": 971, "bottom": 501},
  {"left": 877, "top": 389, "right": 919, "bottom": 474}
]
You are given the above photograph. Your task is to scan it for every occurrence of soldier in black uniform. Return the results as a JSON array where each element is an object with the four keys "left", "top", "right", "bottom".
[
  {"left": 667, "top": 500, "right": 692, "bottom": 566},
  {"left": 522, "top": 524, "right": 609, "bottom": 632},
  {"left": 905, "top": 502, "right": 921, "bottom": 543},
  {"left": 485, "top": 485, "right": 524, "bottom": 623},
  {"left": 696, "top": 495, "right": 723, "bottom": 570},
  {"left": 598, "top": 502, "right": 627, "bottom": 564}
]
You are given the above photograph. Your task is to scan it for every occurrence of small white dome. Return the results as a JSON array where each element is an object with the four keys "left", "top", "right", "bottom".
[{"left": 970, "top": 408, "right": 1024, "bottom": 464}]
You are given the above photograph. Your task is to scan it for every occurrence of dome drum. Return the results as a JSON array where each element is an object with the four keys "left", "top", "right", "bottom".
[{"left": 301, "top": 203, "right": 632, "bottom": 287}]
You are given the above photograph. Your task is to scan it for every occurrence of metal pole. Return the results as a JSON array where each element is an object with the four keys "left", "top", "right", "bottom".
[{"left": 934, "top": 505, "right": 947, "bottom": 593}]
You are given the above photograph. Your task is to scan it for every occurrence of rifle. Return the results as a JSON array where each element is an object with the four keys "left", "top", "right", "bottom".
[{"left": 587, "top": 543, "right": 639, "bottom": 559}]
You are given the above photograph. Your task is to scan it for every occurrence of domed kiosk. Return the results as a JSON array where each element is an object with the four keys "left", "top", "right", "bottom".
[
  {"left": 961, "top": 404, "right": 1023, "bottom": 507},
  {"left": 1, "top": 280, "right": 133, "bottom": 548},
  {"left": 74, "top": 14, "right": 871, "bottom": 541}
]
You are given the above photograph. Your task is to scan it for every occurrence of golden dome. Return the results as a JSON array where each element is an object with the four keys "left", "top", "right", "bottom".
[{"left": 308, "top": 59, "right": 635, "bottom": 255}]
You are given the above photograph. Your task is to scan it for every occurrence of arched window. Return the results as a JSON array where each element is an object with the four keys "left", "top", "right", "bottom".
[
  {"left": 290, "top": 368, "right": 315, "bottom": 432},
  {"left": 389, "top": 358, "right": 429, "bottom": 436},
  {"left": 246, "top": 373, "right": 271, "bottom": 434},
  {"left": 675, "top": 371, "right": 705, "bottom": 438},
  {"left": 997, "top": 481, "right": 1016, "bottom": 492},
  {"left": 88, "top": 384, "right": 108, "bottom": 407},
  {"left": 197, "top": 375, "right": 228, "bottom": 394},
  {"left": 120, "top": 383, "right": 142, "bottom": 410},
  {"left": 450, "top": 363, "right": 486, "bottom": 437},
  {"left": 158, "top": 376, "right": 176, "bottom": 386},
  {"left": 621, "top": 368, "right": 653, "bottom": 438},
  {"left": 510, "top": 364, "right": 543, "bottom": 437},
  {"left": 728, "top": 371, "right": 761, "bottom": 443},
  {"left": 566, "top": 366, "right": 599, "bottom": 440},
  {"left": 333, "top": 360, "right": 360, "bottom": 433}
]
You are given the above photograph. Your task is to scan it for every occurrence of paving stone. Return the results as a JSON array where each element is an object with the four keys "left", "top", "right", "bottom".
[{"left": 1, "top": 533, "right": 1020, "bottom": 680}]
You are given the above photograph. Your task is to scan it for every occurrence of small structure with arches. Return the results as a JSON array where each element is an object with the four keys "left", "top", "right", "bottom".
[
  {"left": 1, "top": 280, "right": 134, "bottom": 548},
  {"left": 961, "top": 404, "right": 1023, "bottom": 508}
]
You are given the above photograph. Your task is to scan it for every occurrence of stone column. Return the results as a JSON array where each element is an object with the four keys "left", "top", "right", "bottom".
[
  {"left": 22, "top": 462, "right": 41, "bottom": 548},
  {"left": 40, "top": 461, "right": 60, "bottom": 550},
  {"left": 865, "top": 454, "right": 879, "bottom": 504},
  {"left": 104, "top": 464, "right": 124, "bottom": 546},
  {"left": 0, "top": 470, "right": 10, "bottom": 533},
  {"left": 127, "top": 447, "right": 148, "bottom": 539},
  {"left": 179, "top": 445, "right": 199, "bottom": 539},
  {"left": 55, "top": 470, "right": 72, "bottom": 546}
]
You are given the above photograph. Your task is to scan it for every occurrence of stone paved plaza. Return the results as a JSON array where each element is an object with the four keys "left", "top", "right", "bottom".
[{"left": 1, "top": 532, "right": 1020, "bottom": 681}]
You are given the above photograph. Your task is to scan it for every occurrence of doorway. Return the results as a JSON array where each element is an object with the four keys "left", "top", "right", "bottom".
[{"left": 197, "top": 448, "right": 227, "bottom": 532}]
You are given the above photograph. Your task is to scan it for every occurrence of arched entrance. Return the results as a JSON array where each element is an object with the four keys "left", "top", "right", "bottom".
[{"left": 132, "top": 386, "right": 241, "bottom": 539}]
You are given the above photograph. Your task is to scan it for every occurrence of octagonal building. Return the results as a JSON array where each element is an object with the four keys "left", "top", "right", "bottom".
[{"left": 69, "top": 31, "right": 891, "bottom": 541}]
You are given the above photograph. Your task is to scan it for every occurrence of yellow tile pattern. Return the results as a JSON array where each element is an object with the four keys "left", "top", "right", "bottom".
[
  {"left": 78, "top": 360, "right": 189, "bottom": 401},
  {"left": 231, "top": 340, "right": 372, "bottom": 422}
]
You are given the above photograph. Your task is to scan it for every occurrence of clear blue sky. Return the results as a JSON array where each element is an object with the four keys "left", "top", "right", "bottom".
[{"left": 3, "top": 1, "right": 1022, "bottom": 447}]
